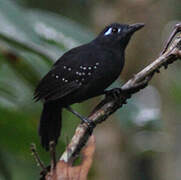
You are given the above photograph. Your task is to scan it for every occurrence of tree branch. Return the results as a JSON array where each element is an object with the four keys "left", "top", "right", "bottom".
[{"left": 60, "top": 24, "right": 181, "bottom": 163}]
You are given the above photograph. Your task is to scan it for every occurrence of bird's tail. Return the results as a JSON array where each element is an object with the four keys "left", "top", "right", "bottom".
[{"left": 39, "top": 102, "right": 62, "bottom": 151}]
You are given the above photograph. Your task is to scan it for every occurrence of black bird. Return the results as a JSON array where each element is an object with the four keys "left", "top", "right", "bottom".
[{"left": 34, "top": 23, "right": 144, "bottom": 150}]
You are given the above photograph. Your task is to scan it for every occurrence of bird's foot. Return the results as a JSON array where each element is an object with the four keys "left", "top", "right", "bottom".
[
  {"left": 81, "top": 117, "right": 96, "bottom": 133},
  {"left": 66, "top": 106, "right": 96, "bottom": 133},
  {"left": 105, "top": 76, "right": 150, "bottom": 100},
  {"left": 105, "top": 88, "right": 123, "bottom": 99}
]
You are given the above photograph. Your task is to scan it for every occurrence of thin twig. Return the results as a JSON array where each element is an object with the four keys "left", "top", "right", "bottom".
[
  {"left": 60, "top": 24, "right": 181, "bottom": 163},
  {"left": 160, "top": 23, "right": 181, "bottom": 55},
  {"left": 49, "top": 141, "right": 57, "bottom": 170},
  {"left": 30, "top": 143, "right": 47, "bottom": 171}
]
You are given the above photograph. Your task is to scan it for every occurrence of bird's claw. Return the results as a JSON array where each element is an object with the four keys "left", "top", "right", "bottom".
[
  {"left": 105, "top": 88, "right": 122, "bottom": 99},
  {"left": 105, "top": 76, "right": 150, "bottom": 101},
  {"left": 82, "top": 118, "right": 96, "bottom": 133}
]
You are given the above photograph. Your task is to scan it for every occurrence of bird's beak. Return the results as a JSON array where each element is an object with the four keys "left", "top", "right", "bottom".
[{"left": 127, "top": 23, "right": 145, "bottom": 34}]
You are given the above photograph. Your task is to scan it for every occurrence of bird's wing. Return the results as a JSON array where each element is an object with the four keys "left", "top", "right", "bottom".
[
  {"left": 34, "top": 77, "right": 80, "bottom": 102},
  {"left": 34, "top": 44, "right": 115, "bottom": 102},
  {"left": 34, "top": 44, "right": 93, "bottom": 102},
  {"left": 34, "top": 49, "right": 82, "bottom": 101}
]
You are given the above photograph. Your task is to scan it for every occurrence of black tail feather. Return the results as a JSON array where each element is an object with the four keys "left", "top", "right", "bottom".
[{"left": 39, "top": 102, "right": 62, "bottom": 151}]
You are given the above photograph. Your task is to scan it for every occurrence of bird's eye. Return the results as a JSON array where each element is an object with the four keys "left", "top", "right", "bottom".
[
  {"left": 112, "top": 27, "right": 119, "bottom": 33},
  {"left": 104, "top": 27, "right": 120, "bottom": 36}
]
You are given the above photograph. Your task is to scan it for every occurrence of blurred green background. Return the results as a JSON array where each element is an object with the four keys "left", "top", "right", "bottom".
[{"left": 0, "top": 0, "right": 181, "bottom": 179}]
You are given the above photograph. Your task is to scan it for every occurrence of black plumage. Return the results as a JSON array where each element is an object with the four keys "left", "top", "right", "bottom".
[{"left": 34, "top": 23, "right": 144, "bottom": 150}]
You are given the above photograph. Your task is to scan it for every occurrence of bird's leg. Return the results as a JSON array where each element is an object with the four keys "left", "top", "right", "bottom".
[
  {"left": 66, "top": 106, "right": 96, "bottom": 130},
  {"left": 160, "top": 23, "right": 181, "bottom": 55},
  {"left": 66, "top": 106, "right": 87, "bottom": 122}
]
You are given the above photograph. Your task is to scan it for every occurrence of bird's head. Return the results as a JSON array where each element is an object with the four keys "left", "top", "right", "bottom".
[{"left": 95, "top": 23, "right": 144, "bottom": 50}]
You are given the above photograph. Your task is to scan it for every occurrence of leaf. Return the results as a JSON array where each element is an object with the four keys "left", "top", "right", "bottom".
[{"left": 0, "top": 0, "right": 94, "bottom": 61}]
